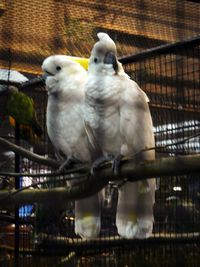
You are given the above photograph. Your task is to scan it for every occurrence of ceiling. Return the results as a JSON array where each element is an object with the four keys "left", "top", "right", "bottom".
[{"left": 0, "top": 0, "right": 199, "bottom": 75}]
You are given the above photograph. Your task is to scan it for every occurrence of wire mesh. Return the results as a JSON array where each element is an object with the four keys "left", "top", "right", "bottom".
[
  {"left": 0, "top": 0, "right": 200, "bottom": 73},
  {"left": 0, "top": 1, "right": 200, "bottom": 266},
  {"left": 123, "top": 40, "right": 200, "bottom": 267}
]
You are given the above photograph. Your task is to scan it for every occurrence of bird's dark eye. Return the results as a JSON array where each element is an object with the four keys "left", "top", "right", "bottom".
[
  {"left": 94, "top": 58, "right": 98, "bottom": 63},
  {"left": 56, "top": 66, "right": 61, "bottom": 71}
]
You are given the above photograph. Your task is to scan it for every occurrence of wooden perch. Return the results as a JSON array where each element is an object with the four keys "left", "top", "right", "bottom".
[
  {"left": 0, "top": 136, "right": 89, "bottom": 174},
  {"left": 1, "top": 233, "right": 199, "bottom": 255},
  {"left": 36, "top": 233, "right": 200, "bottom": 252},
  {"left": 0, "top": 153, "right": 200, "bottom": 208},
  {"left": 0, "top": 136, "right": 60, "bottom": 168}
]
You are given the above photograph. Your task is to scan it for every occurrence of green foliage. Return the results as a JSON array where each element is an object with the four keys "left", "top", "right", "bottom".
[
  {"left": 6, "top": 90, "right": 42, "bottom": 137},
  {"left": 7, "top": 91, "right": 34, "bottom": 125}
]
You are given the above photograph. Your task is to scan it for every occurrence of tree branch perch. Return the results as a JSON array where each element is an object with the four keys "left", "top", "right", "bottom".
[
  {"left": 0, "top": 137, "right": 60, "bottom": 168},
  {"left": 0, "top": 153, "right": 200, "bottom": 208}
]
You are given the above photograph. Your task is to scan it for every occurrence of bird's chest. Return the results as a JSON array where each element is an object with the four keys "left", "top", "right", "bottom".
[
  {"left": 47, "top": 102, "right": 82, "bottom": 151},
  {"left": 86, "top": 80, "right": 122, "bottom": 153}
]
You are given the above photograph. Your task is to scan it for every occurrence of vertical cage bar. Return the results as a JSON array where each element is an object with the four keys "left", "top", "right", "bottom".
[{"left": 14, "top": 122, "right": 20, "bottom": 267}]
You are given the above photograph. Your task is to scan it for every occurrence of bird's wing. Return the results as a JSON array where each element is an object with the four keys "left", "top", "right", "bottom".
[
  {"left": 120, "top": 79, "right": 154, "bottom": 157},
  {"left": 116, "top": 78, "right": 156, "bottom": 239},
  {"left": 84, "top": 121, "right": 103, "bottom": 161}
]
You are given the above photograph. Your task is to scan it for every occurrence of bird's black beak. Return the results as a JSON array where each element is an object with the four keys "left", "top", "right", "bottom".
[
  {"left": 42, "top": 70, "right": 54, "bottom": 80},
  {"left": 103, "top": 51, "right": 118, "bottom": 73},
  {"left": 42, "top": 74, "right": 48, "bottom": 81}
]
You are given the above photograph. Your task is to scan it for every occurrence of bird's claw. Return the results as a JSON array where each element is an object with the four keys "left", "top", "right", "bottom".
[
  {"left": 91, "top": 155, "right": 114, "bottom": 175},
  {"left": 58, "top": 157, "right": 81, "bottom": 173},
  {"left": 112, "top": 154, "right": 123, "bottom": 176}
]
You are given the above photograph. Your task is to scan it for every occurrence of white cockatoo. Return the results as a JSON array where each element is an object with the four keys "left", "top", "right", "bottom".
[
  {"left": 41, "top": 55, "right": 101, "bottom": 239},
  {"left": 84, "top": 33, "right": 156, "bottom": 239}
]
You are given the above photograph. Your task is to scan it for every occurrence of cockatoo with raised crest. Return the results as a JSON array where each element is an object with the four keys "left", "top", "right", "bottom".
[
  {"left": 84, "top": 33, "right": 156, "bottom": 239},
  {"left": 42, "top": 55, "right": 101, "bottom": 239}
]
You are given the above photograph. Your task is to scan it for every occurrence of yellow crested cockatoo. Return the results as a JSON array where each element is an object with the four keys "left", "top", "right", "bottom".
[
  {"left": 84, "top": 33, "right": 156, "bottom": 239},
  {"left": 42, "top": 55, "right": 101, "bottom": 239}
]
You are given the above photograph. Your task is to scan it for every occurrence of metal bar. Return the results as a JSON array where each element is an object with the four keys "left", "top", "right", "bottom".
[
  {"left": 119, "top": 36, "right": 200, "bottom": 64},
  {"left": 14, "top": 122, "right": 20, "bottom": 266}
]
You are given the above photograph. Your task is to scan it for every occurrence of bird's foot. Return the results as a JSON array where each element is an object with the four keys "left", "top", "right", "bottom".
[
  {"left": 91, "top": 154, "right": 114, "bottom": 175},
  {"left": 112, "top": 154, "right": 123, "bottom": 176},
  {"left": 58, "top": 157, "right": 82, "bottom": 173}
]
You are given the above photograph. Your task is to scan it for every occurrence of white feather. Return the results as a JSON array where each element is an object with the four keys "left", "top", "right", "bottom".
[
  {"left": 42, "top": 55, "right": 101, "bottom": 239},
  {"left": 85, "top": 33, "right": 156, "bottom": 239}
]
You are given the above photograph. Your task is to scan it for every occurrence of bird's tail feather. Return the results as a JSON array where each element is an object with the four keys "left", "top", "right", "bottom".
[
  {"left": 75, "top": 193, "right": 101, "bottom": 239},
  {"left": 116, "top": 180, "right": 155, "bottom": 239}
]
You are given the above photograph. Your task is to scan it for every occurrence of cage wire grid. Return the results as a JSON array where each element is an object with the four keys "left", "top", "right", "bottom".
[{"left": 0, "top": 0, "right": 200, "bottom": 266}]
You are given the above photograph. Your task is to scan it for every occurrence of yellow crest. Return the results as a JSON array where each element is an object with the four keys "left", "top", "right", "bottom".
[{"left": 65, "top": 56, "right": 89, "bottom": 70}]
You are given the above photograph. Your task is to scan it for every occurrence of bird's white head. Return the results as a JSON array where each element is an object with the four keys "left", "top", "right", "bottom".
[
  {"left": 42, "top": 55, "right": 87, "bottom": 78},
  {"left": 42, "top": 55, "right": 87, "bottom": 95},
  {"left": 89, "top": 32, "right": 119, "bottom": 74}
]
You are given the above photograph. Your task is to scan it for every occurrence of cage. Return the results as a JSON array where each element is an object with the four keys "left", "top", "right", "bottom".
[{"left": 0, "top": 1, "right": 200, "bottom": 267}]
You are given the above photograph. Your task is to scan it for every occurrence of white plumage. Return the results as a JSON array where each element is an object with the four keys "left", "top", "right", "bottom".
[
  {"left": 42, "top": 55, "right": 101, "bottom": 239},
  {"left": 85, "top": 33, "right": 156, "bottom": 239}
]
